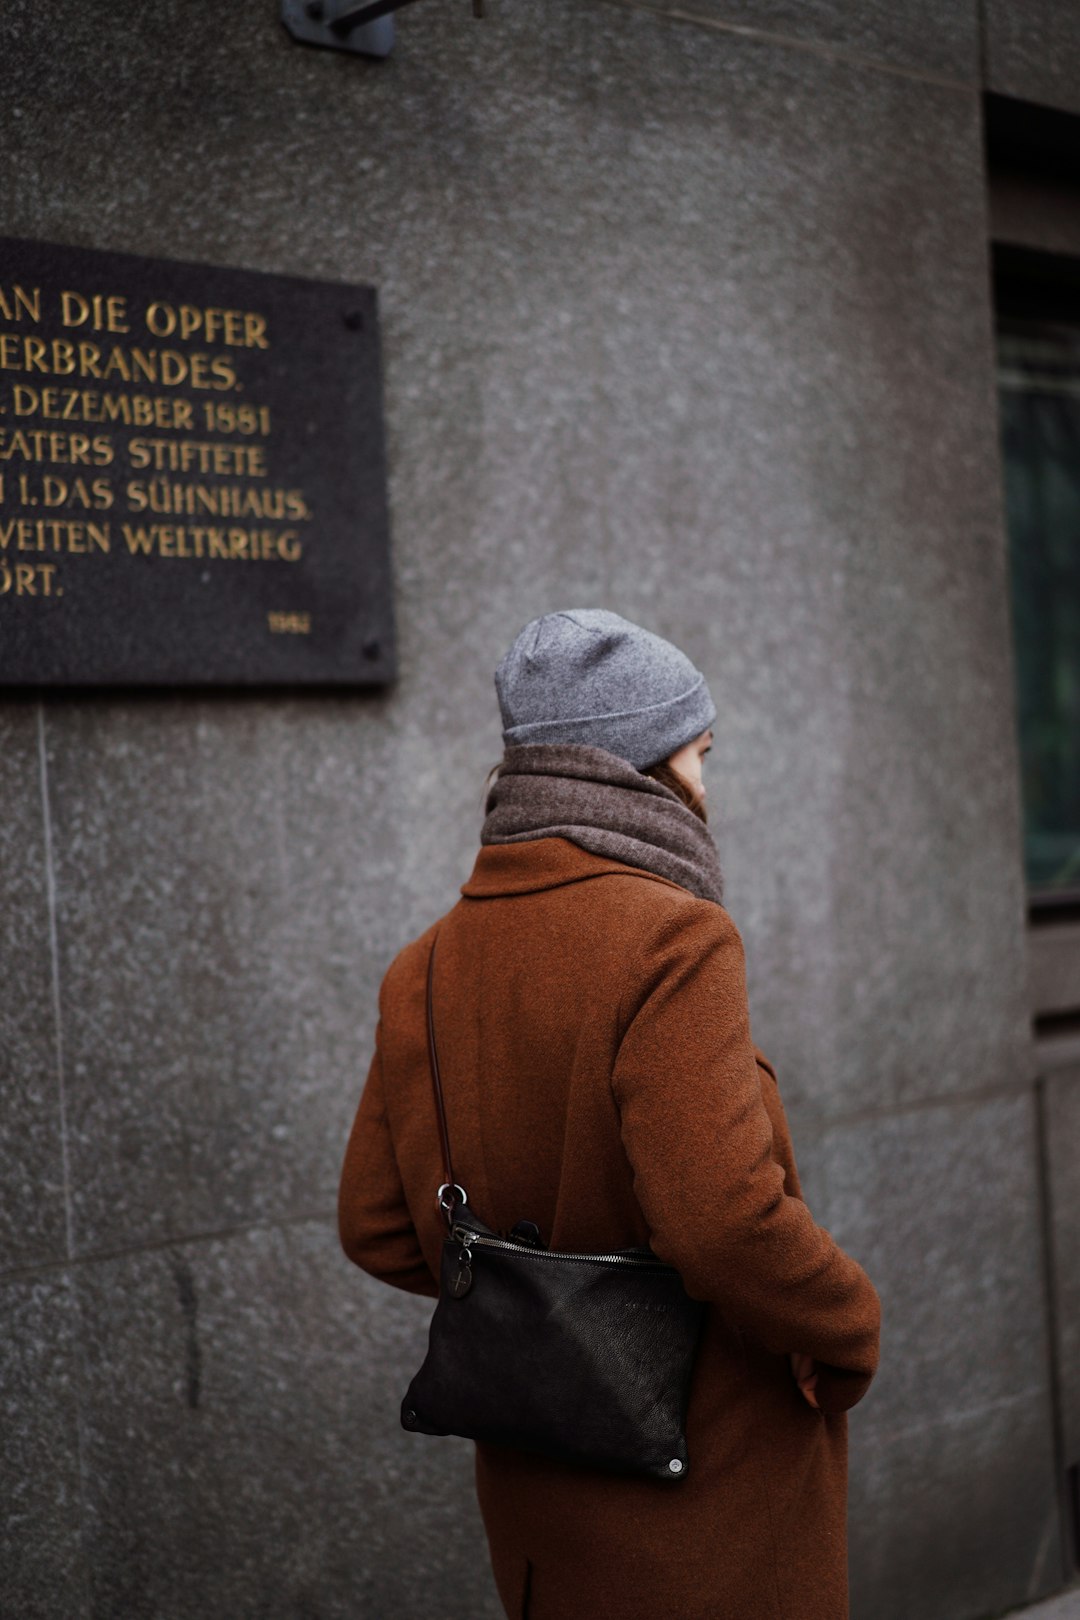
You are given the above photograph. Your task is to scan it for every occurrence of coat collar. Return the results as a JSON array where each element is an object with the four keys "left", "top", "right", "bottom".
[{"left": 460, "top": 835, "right": 687, "bottom": 899}]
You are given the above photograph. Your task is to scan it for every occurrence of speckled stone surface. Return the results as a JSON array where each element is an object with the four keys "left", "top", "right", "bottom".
[
  {"left": 0, "top": 1271, "right": 87, "bottom": 1619},
  {"left": 800, "top": 1093, "right": 1052, "bottom": 1442},
  {"left": 604, "top": 0, "right": 980, "bottom": 81},
  {"left": 985, "top": 0, "right": 1080, "bottom": 116},
  {"left": 796, "top": 1090, "right": 1065, "bottom": 1617},
  {"left": 73, "top": 1219, "right": 500, "bottom": 1620},
  {"left": 1005, "top": 1586, "right": 1080, "bottom": 1619},
  {"left": 849, "top": 1390, "right": 1061, "bottom": 1620},
  {"left": 10, "top": 0, "right": 1032, "bottom": 1165},
  {"left": 39, "top": 694, "right": 408, "bottom": 1255},
  {"left": 0, "top": 0, "right": 1056, "bottom": 1616},
  {"left": 0, "top": 703, "right": 68, "bottom": 1274}
]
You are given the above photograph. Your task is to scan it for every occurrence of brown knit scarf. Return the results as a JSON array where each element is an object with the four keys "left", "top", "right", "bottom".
[{"left": 480, "top": 743, "right": 725, "bottom": 905}]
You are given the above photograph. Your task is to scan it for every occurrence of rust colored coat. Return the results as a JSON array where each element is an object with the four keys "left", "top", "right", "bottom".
[{"left": 339, "top": 836, "right": 881, "bottom": 1620}]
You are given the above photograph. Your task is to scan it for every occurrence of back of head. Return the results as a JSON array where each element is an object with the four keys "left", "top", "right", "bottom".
[{"left": 494, "top": 608, "right": 716, "bottom": 774}]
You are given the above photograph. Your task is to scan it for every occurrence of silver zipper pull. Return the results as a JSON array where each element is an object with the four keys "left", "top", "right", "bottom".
[{"left": 450, "top": 1239, "right": 473, "bottom": 1298}]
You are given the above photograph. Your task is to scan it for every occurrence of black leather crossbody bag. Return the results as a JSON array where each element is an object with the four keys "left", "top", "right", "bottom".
[{"left": 400, "top": 929, "right": 706, "bottom": 1481}]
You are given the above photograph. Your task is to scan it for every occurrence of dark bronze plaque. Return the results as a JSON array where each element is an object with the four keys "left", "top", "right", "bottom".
[{"left": 0, "top": 236, "right": 395, "bottom": 686}]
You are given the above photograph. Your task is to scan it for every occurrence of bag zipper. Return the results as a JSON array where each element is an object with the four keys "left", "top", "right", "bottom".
[{"left": 451, "top": 1224, "right": 671, "bottom": 1269}]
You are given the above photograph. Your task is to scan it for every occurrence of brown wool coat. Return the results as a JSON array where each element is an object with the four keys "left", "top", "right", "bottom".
[{"left": 339, "top": 836, "right": 882, "bottom": 1620}]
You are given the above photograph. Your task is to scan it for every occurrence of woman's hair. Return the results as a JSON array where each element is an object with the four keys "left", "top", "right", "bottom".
[
  {"left": 641, "top": 759, "right": 708, "bottom": 824},
  {"left": 482, "top": 762, "right": 501, "bottom": 811},
  {"left": 482, "top": 756, "right": 708, "bottom": 824}
]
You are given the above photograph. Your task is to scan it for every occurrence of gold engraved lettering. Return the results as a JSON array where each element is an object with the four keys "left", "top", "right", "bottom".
[
  {"left": 244, "top": 313, "right": 269, "bottom": 349},
  {"left": 122, "top": 524, "right": 154, "bottom": 555},
  {"left": 119, "top": 522, "right": 301, "bottom": 561},
  {"left": 0, "top": 429, "right": 113, "bottom": 466},
  {"left": 179, "top": 306, "right": 207, "bottom": 342},
  {"left": 50, "top": 340, "right": 77, "bottom": 376},
  {"left": 0, "top": 558, "right": 60, "bottom": 595},
  {"left": 127, "top": 438, "right": 266, "bottom": 477},
  {"left": 200, "top": 402, "right": 271, "bottom": 436},
  {"left": 0, "top": 518, "right": 110, "bottom": 553},
  {"left": 60, "top": 291, "right": 129, "bottom": 333},
  {"left": 138, "top": 349, "right": 167, "bottom": 384},
  {"left": 23, "top": 337, "right": 49, "bottom": 375},
  {"left": 142, "top": 301, "right": 268, "bottom": 350},
  {"left": 209, "top": 354, "right": 236, "bottom": 389},
  {"left": 0, "top": 338, "right": 235, "bottom": 391},
  {"left": 101, "top": 346, "right": 134, "bottom": 381},
  {"left": 122, "top": 478, "right": 308, "bottom": 519},
  {"left": 0, "top": 519, "right": 31, "bottom": 550},
  {"left": 38, "top": 475, "right": 112, "bottom": 512},
  {"left": 144, "top": 303, "right": 176, "bottom": 337},
  {"left": 11, "top": 386, "right": 195, "bottom": 431},
  {"left": 0, "top": 268, "right": 314, "bottom": 613},
  {"left": 106, "top": 295, "right": 130, "bottom": 332},
  {"left": 0, "top": 284, "right": 42, "bottom": 322},
  {"left": 79, "top": 342, "right": 105, "bottom": 379}
]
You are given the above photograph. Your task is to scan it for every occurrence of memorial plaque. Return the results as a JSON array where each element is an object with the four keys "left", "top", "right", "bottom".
[{"left": 0, "top": 236, "right": 395, "bottom": 685}]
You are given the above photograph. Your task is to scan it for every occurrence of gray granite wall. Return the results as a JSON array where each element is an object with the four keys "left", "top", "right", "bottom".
[
  {"left": 985, "top": 0, "right": 1080, "bottom": 115},
  {"left": 0, "top": 2, "right": 1068, "bottom": 1616}
]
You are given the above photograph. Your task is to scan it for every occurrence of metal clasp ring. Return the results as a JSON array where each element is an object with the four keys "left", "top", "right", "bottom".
[{"left": 436, "top": 1182, "right": 468, "bottom": 1222}]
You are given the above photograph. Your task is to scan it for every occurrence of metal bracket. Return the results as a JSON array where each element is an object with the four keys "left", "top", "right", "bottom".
[
  {"left": 282, "top": 0, "right": 484, "bottom": 58},
  {"left": 281, "top": 0, "right": 407, "bottom": 59}
]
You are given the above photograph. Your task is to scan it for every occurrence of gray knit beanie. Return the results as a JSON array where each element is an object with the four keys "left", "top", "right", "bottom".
[{"left": 494, "top": 609, "right": 717, "bottom": 772}]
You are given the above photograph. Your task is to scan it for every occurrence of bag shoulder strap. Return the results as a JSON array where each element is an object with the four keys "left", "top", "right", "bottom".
[{"left": 427, "top": 930, "right": 465, "bottom": 1223}]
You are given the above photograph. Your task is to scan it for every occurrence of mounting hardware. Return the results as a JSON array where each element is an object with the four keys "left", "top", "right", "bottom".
[
  {"left": 282, "top": 0, "right": 400, "bottom": 58},
  {"left": 282, "top": 0, "right": 484, "bottom": 58}
]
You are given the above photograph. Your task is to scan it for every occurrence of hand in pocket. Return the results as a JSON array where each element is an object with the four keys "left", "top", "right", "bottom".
[{"left": 789, "top": 1351, "right": 820, "bottom": 1408}]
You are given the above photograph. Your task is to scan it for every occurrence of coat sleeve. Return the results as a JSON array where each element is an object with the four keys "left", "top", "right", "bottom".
[
  {"left": 338, "top": 1015, "right": 439, "bottom": 1300},
  {"left": 611, "top": 904, "right": 880, "bottom": 1414},
  {"left": 753, "top": 1043, "right": 804, "bottom": 1202}
]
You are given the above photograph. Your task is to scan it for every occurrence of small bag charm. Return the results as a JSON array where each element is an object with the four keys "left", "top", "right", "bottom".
[{"left": 450, "top": 1235, "right": 473, "bottom": 1298}]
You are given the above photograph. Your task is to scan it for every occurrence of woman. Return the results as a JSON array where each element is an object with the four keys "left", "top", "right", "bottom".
[{"left": 339, "top": 608, "right": 882, "bottom": 1620}]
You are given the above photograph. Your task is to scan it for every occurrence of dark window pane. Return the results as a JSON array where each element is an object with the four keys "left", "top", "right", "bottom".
[{"left": 998, "top": 315, "right": 1080, "bottom": 896}]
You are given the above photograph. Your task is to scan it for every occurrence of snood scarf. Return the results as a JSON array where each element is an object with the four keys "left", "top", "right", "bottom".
[{"left": 480, "top": 743, "right": 725, "bottom": 906}]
